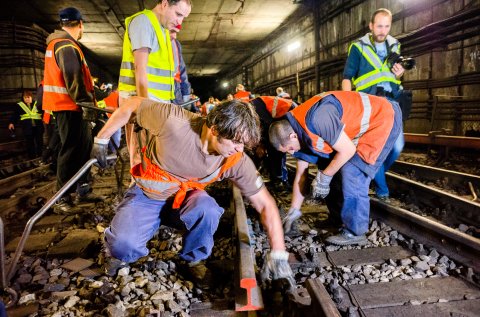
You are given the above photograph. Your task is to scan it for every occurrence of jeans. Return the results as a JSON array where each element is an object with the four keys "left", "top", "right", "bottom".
[
  {"left": 108, "top": 129, "right": 122, "bottom": 153},
  {"left": 373, "top": 132, "right": 404, "bottom": 197},
  {"left": 104, "top": 185, "right": 224, "bottom": 263},
  {"left": 340, "top": 162, "right": 371, "bottom": 236}
]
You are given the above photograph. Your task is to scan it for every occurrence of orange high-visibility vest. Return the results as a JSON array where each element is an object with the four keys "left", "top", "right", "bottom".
[
  {"left": 234, "top": 91, "right": 251, "bottom": 102},
  {"left": 43, "top": 38, "right": 95, "bottom": 112},
  {"left": 290, "top": 91, "right": 394, "bottom": 164},
  {"left": 131, "top": 151, "right": 243, "bottom": 208},
  {"left": 258, "top": 96, "right": 295, "bottom": 118},
  {"left": 97, "top": 90, "right": 119, "bottom": 118}
]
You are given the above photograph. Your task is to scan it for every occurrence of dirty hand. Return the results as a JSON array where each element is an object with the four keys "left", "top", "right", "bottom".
[
  {"left": 261, "top": 250, "right": 295, "bottom": 289},
  {"left": 91, "top": 137, "right": 110, "bottom": 168},
  {"left": 282, "top": 207, "right": 302, "bottom": 234},
  {"left": 311, "top": 171, "right": 333, "bottom": 199}
]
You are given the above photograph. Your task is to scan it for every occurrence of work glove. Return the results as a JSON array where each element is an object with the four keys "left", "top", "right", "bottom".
[
  {"left": 282, "top": 207, "right": 302, "bottom": 234},
  {"left": 82, "top": 104, "right": 98, "bottom": 122},
  {"left": 91, "top": 137, "right": 110, "bottom": 168},
  {"left": 311, "top": 171, "right": 333, "bottom": 199},
  {"left": 182, "top": 95, "right": 191, "bottom": 103},
  {"left": 261, "top": 250, "right": 295, "bottom": 289}
]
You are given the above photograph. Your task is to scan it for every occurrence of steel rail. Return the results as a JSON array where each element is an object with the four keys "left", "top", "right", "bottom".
[
  {"left": 404, "top": 133, "right": 480, "bottom": 150},
  {"left": 232, "top": 185, "right": 264, "bottom": 311},
  {"left": 385, "top": 172, "right": 480, "bottom": 226},
  {"left": 391, "top": 160, "right": 480, "bottom": 192}
]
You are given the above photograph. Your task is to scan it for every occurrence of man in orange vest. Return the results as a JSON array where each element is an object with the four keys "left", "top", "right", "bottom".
[
  {"left": 269, "top": 91, "right": 402, "bottom": 245},
  {"left": 42, "top": 7, "right": 100, "bottom": 213},
  {"left": 91, "top": 97, "right": 294, "bottom": 288},
  {"left": 250, "top": 96, "right": 297, "bottom": 190},
  {"left": 233, "top": 84, "right": 253, "bottom": 102}
]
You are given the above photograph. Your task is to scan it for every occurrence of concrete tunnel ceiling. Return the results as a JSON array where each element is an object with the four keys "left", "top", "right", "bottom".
[{"left": 0, "top": 0, "right": 304, "bottom": 78}]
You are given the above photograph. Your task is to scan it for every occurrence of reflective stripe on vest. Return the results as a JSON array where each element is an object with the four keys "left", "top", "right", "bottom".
[
  {"left": 18, "top": 101, "right": 41, "bottom": 120},
  {"left": 131, "top": 151, "right": 243, "bottom": 208},
  {"left": 118, "top": 10, "right": 175, "bottom": 101},
  {"left": 290, "top": 91, "right": 394, "bottom": 164},
  {"left": 43, "top": 38, "right": 95, "bottom": 112},
  {"left": 350, "top": 41, "right": 401, "bottom": 91},
  {"left": 260, "top": 96, "right": 294, "bottom": 119}
]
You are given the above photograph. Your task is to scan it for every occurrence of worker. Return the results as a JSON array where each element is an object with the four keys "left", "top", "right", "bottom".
[
  {"left": 201, "top": 96, "right": 216, "bottom": 116},
  {"left": 97, "top": 89, "right": 121, "bottom": 152},
  {"left": 342, "top": 8, "right": 406, "bottom": 202},
  {"left": 118, "top": 0, "right": 192, "bottom": 167},
  {"left": 8, "top": 90, "right": 44, "bottom": 159},
  {"left": 233, "top": 84, "right": 253, "bottom": 102},
  {"left": 249, "top": 96, "right": 297, "bottom": 189},
  {"left": 91, "top": 97, "right": 295, "bottom": 289},
  {"left": 276, "top": 87, "right": 291, "bottom": 99},
  {"left": 42, "top": 7, "right": 100, "bottom": 212},
  {"left": 170, "top": 30, "right": 192, "bottom": 107},
  {"left": 269, "top": 91, "right": 402, "bottom": 245}
]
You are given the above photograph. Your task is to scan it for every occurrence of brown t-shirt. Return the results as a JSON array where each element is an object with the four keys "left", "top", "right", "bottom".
[{"left": 136, "top": 99, "right": 264, "bottom": 201}]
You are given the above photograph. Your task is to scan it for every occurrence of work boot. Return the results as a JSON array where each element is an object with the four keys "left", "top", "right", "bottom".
[
  {"left": 104, "top": 256, "right": 128, "bottom": 277},
  {"left": 53, "top": 197, "right": 75, "bottom": 214},
  {"left": 376, "top": 195, "right": 391, "bottom": 203},
  {"left": 325, "top": 229, "right": 367, "bottom": 246},
  {"left": 181, "top": 261, "right": 212, "bottom": 290}
]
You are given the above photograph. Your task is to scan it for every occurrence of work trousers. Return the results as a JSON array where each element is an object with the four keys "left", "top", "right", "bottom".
[
  {"left": 373, "top": 132, "right": 404, "bottom": 197},
  {"left": 55, "top": 111, "right": 92, "bottom": 194},
  {"left": 266, "top": 142, "right": 288, "bottom": 183},
  {"left": 25, "top": 125, "right": 44, "bottom": 158},
  {"left": 104, "top": 185, "right": 224, "bottom": 263}
]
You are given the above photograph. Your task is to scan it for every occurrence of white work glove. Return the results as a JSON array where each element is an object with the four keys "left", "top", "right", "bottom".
[
  {"left": 311, "top": 171, "right": 333, "bottom": 199},
  {"left": 91, "top": 137, "right": 110, "bottom": 168},
  {"left": 182, "top": 95, "right": 191, "bottom": 103},
  {"left": 261, "top": 250, "right": 295, "bottom": 289},
  {"left": 282, "top": 207, "right": 302, "bottom": 234}
]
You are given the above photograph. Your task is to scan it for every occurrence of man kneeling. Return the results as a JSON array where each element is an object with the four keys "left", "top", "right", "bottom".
[{"left": 92, "top": 97, "right": 294, "bottom": 288}]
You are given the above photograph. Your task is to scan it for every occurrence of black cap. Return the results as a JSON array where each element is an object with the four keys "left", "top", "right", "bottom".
[{"left": 59, "top": 7, "right": 83, "bottom": 22}]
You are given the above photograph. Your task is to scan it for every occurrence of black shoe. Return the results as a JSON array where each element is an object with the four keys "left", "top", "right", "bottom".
[
  {"left": 104, "top": 256, "right": 128, "bottom": 277},
  {"left": 325, "top": 229, "right": 367, "bottom": 246}
]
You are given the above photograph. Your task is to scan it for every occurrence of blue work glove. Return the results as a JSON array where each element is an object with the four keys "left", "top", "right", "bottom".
[
  {"left": 91, "top": 137, "right": 110, "bottom": 168},
  {"left": 311, "top": 171, "right": 333, "bottom": 199},
  {"left": 261, "top": 250, "right": 295, "bottom": 289},
  {"left": 282, "top": 207, "right": 302, "bottom": 234}
]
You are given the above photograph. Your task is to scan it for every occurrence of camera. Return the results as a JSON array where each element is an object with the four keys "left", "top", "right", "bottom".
[{"left": 386, "top": 52, "right": 416, "bottom": 70}]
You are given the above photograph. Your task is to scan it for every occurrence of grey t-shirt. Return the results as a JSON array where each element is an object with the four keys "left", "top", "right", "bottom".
[
  {"left": 136, "top": 99, "right": 264, "bottom": 201},
  {"left": 306, "top": 99, "right": 345, "bottom": 148},
  {"left": 128, "top": 14, "right": 162, "bottom": 53}
]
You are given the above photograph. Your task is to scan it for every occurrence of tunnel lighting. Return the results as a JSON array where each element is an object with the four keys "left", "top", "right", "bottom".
[
  {"left": 287, "top": 41, "right": 301, "bottom": 52},
  {"left": 222, "top": 82, "right": 229, "bottom": 88}
]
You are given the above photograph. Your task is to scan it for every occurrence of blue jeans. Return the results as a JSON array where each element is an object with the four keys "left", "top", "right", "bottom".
[
  {"left": 108, "top": 129, "right": 121, "bottom": 153},
  {"left": 373, "top": 132, "right": 404, "bottom": 197},
  {"left": 104, "top": 185, "right": 224, "bottom": 263},
  {"left": 340, "top": 162, "right": 371, "bottom": 236}
]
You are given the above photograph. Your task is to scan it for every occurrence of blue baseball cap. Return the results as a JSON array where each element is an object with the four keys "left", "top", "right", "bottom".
[{"left": 59, "top": 7, "right": 83, "bottom": 22}]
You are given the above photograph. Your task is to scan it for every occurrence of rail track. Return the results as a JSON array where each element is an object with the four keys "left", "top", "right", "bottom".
[
  {"left": 2, "top": 157, "right": 480, "bottom": 316},
  {"left": 277, "top": 162, "right": 480, "bottom": 316}
]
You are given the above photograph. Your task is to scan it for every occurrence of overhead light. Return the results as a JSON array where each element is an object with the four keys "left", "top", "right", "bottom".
[
  {"left": 287, "top": 41, "right": 300, "bottom": 52},
  {"left": 222, "top": 82, "right": 229, "bottom": 88}
]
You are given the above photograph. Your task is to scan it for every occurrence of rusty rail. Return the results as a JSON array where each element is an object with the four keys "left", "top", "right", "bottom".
[
  {"left": 233, "top": 185, "right": 264, "bottom": 311},
  {"left": 404, "top": 133, "right": 480, "bottom": 150}
]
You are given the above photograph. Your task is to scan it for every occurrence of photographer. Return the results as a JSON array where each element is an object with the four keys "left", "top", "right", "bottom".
[{"left": 342, "top": 8, "right": 410, "bottom": 202}]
